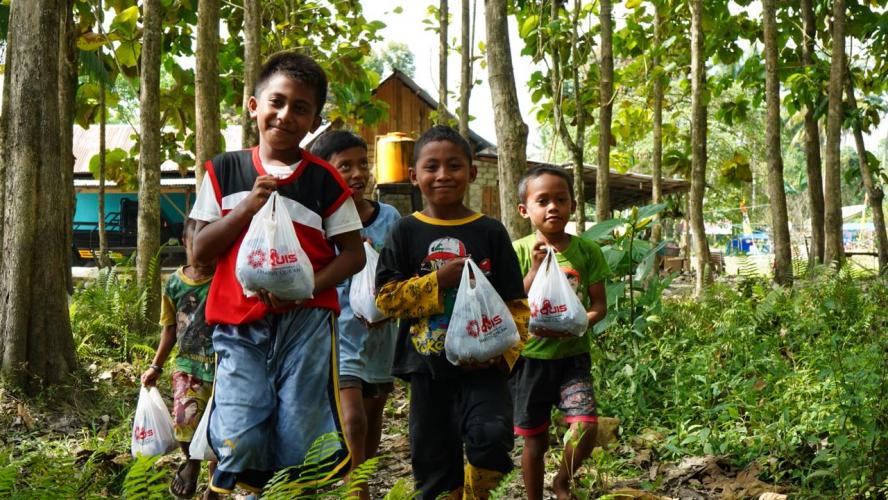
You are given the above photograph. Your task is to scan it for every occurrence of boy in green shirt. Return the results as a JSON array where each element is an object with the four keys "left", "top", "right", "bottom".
[{"left": 511, "top": 166, "right": 609, "bottom": 500}]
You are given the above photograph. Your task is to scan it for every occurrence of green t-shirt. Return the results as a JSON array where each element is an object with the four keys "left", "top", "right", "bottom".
[
  {"left": 513, "top": 234, "right": 609, "bottom": 359},
  {"left": 159, "top": 267, "right": 214, "bottom": 381}
]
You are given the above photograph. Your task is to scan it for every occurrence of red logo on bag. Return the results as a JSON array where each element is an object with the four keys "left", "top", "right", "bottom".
[
  {"left": 133, "top": 426, "right": 155, "bottom": 441},
  {"left": 247, "top": 249, "right": 265, "bottom": 269},
  {"left": 268, "top": 249, "right": 298, "bottom": 267},
  {"left": 530, "top": 299, "right": 567, "bottom": 318},
  {"left": 466, "top": 314, "right": 503, "bottom": 338}
]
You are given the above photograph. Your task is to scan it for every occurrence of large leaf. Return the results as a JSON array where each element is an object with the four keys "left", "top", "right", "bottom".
[
  {"left": 109, "top": 5, "right": 139, "bottom": 37},
  {"left": 581, "top": 219, "right": 626, "bottom": 242},
  {"left": 635, "top": 203, "right": 668, "bottom": 221}
]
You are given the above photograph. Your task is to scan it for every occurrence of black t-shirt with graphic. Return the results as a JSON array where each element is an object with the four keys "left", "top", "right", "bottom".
[{"left": 375, "top": 212, "right": 526, "bottom": 380}]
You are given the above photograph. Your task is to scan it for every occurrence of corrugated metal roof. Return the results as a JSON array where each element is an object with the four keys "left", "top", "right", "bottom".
[{"left": 72, "top": 124, "right": 246, "bottom": 175}]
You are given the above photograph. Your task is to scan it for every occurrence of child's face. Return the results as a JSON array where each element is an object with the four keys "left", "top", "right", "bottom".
[
  {"left": 410, "top": 140, "right": 476, "bottom": 208},
  {"left": 518, "top": 173, "right": 576, "bottom": 234},
  {"left": 329, "top": 146, "right": 370, "bottom": 202},
  {"left": 248, "top": 73, "right": 322, "bottom": 160}
]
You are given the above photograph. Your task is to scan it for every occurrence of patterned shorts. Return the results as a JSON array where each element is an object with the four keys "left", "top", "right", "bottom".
[
  {"left": 510, "top": 354, "right": 598, "bottom": 436},
  {"left": 171, "top": 371, "right": 212, "bottom": 442}
]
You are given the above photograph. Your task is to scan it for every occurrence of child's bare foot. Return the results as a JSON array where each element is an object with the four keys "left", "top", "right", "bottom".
[
  {"left": 552, "top": 473, "right": 574, "bottom": 500},
  {"left": 170, "top": 460, "right": 200, "bottom": 498}
]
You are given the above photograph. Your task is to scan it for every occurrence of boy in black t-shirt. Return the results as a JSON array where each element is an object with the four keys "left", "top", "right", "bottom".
[{"left": 375, "top": 125, "right": 530, "bottom": 499}]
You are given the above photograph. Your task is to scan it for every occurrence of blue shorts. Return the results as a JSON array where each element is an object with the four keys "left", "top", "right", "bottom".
[{"left": 208, "top": 308, "right": 350, "bottom": 493}]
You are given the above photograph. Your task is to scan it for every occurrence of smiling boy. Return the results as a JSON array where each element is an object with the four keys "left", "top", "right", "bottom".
[
  {"left": 189, "top": 52, "right": 365, "bottom": 496},
  {"left": 374, "top": 125, "right": 529, "bottom": 499},
  {"left": 511, "top": 166, "right": 609, "bottom": 500}
]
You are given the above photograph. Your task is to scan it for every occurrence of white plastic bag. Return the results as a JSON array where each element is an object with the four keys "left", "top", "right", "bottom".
[
  {"left": 131, "top": 386, "right": 177, "bottom": 457},
  {"left": 527, "top": 246, "right": 588, "bottom": 336},
  {"left": 349, "top": 242, "right": 388, "bottom": 323},
  {"left": 188, "top": 397, "right": 217, "bottom": 462},
  {"left": 235, "top": 191, "right": 314, "bottom": 300},
  {"left": 444, "top": 258, "right": 519, "bottom": 365}
]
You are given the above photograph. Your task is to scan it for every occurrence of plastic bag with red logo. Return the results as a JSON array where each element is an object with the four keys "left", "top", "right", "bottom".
[
  {"left": 131, "top": 386, "right": 177, "bottom": 457},
  {"left": 527, "top": 246, "right": 588, "bottom": 336},
  {"left": 444, "top": 258, "right": 519, "bottom": 365},
  {"left": 235, "top": 191, "right": 314, "bottom": 301},
  {"left": 349, "top": 241, "right": 388, "bottom": 323}
]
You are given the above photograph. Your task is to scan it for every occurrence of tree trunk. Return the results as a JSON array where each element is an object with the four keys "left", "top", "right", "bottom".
[
  {"left": 800, "top": 0, "right": 824, "bottom": 265},
  {"left": 763, "top": 0, "right": 792, "bottom": 286},
  {"left": 823, "top": 0, "right": 845, "bottom": 266},
  {"left": 437, "top": 0, "right": 449, "bottom": 125},
  {"left": 458, "top": 0, "right": 472, "bottom": 143},
  {"left": 689, "top": 0, "right": 710, "bottom": 295},
  {"left": 98, "top": 41, "right": 109, "bottom": 268},
  {"left": 0, "top": 0, "right": 77, "bottom": 393},
  {"left": 484, "top": 0, "right": 530, "bottom": 238},
  {"left": 845, "top": 76, "right": 888, "bottom": 273},
  {"left": 548, "top": 1, "right": 586, "bottom": 232},
  {"left": 59, "top": 0, "right": 77, "bottom": 294},
  {"left": 195, "top": 0, "right": 221, "bottom": 189},
  {"left": 242, "top": 0, "right": 261, "bottom": 149},
  {"left": 137, "top": 0, "right": 162, "bottom": 322},
  {"left": 651, "top": 2, "right": 664, "bottom": 248},
  {"left": 597, "top": 0, "right": 613, "bottom": 224}
]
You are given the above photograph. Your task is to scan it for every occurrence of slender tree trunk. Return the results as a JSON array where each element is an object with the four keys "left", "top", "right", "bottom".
[
  {"left": 823, "top": 0, "right": 846, "bottom": 266},
  {"left": 0, "top": 0, "right": 77, "bottom": 393},
  {"left": 763, "top": 0, "right": 793, "bottom": 286},
  {"left": 98, "top": 40, "right": 109, "bottom": 268},
  {"left": 597, "top": 0, "right": 613, "bottom": 224},
  {"left": 437, "top": 0, "right": 449, "bottom": 125},
  {"left": 485, "top": 0, "right": 530, "bottom": 238},
  {"left": 845, "top": 76, "right": 888, "bottom": 273},
  {"left": 138, "top": 0, "right": 162, "bottom": 322},
  {"left": 801, "top": 0, "right": 824, "bottom": 265},
  {"left": 59, "top": 0, "right": 77, "bottom": 294},
  {"left": 651, "top": 2, "right": 664, "bottom": 248},
  {"left": 548, "top": 1, "right": 586, "bottom": 232},
  {"left": 689, "top": 0, "right": 711, "bottom": 295},
  {"left": 242, "top": 0, "right": 260, "bottom": 148},
  {"left": 458, "top": 0, "right": 472, "bottom": 143},
  {"left": 195, "top": 0, "right": 221, "bottom": 189}
]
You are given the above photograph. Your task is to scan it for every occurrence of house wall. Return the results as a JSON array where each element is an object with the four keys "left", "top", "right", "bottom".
[{"left": 74, "top": 192, "right": 194, "bottom": 226}]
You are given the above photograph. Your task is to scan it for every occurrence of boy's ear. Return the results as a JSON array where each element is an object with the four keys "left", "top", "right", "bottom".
[
  {"left": 571, "top": 198, "right": 578, "bottom": 213},
  {"left": 247, "top": 95, "right": 258, "bottom": 119},
  {"left": 469, "top": 163, "right": 478, "bottom": 183},
  {"left": 408, "top": 167, "right": 418, "bottom": 186},
  {"left": 518, "top": 203, "right": 530, "bottom": 219},
  {"left": 310, "top": 114, "right": 322, "bottom": 132}
]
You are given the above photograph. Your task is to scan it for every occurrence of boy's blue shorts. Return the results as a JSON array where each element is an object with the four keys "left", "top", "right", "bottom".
[{"left": 207, "top": 307, "right": 350, "bottom": 494}]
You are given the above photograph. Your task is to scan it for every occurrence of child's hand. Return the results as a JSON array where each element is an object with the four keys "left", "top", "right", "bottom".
[
  {"left": 459, "top": 356, "right": 509, "bottom": 374},
  {"left": 530, "top": 241, "right": 549, "bottom": 271},
  {"left": 436, "top": 257, "right": 467, "bottom": 289},
  {"left": 140, "top": 367, "right": 160, "bottom": 387},
  {"left": 244, "top": 175, "right": 278, "bottom": 215},
  {"left": 357, "top": 316, "right": 390, "bottom": 330},
  {"left": 257, "top": 288, "right": 305, "bottom": 309}
]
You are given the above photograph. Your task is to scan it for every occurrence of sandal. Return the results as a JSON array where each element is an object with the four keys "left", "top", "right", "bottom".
[{"left": 170, "top": 461, "right": 198, "bottom": 499}]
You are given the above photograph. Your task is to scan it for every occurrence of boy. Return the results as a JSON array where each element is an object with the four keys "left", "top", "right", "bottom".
[
  {"left": 189, "top": 52, "right": 366, "bottom": 496},
  {"left": 310, "top": 130, "right": 400, "bottom": 499},
  {"left": 141, "top": 219, "right": 215, "bottom": 499},
  {"left": 511, "top": 166, "right": 609, "bottom": 500},
  {"left": 375, "top": 125, "right": 530, "bottom": 499}
]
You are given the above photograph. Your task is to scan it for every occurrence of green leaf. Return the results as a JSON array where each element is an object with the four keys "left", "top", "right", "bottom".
[
  {"left": 626, "top": 0, "right": 643, "bottom": 9},
  {"left": 582, "top": 219, "right": 626, "bottom": 242},
  {"left": 109, "top": 5, "right": 139, "bottom": 37},
  {"left": 519, "top": 15, "right": 539, "bottom": 39},
  {"left": 115, "top": 40, "right": 141, "bottom": 68}
]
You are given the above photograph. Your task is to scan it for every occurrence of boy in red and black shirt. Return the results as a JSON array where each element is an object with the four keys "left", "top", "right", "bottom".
[{"left": 190, "top": 52, "right": 365, "bottom": 496}]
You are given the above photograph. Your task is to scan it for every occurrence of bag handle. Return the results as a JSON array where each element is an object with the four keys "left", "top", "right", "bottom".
[{"left": 541, "top": 245, "right": 557, "bottom": 273}]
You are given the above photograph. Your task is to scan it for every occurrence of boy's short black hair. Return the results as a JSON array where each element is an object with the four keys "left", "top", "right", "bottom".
[
  {"left": 518, "top": 165, "right": 575, "bottom": 202},
  {"left": 413, "top": 125, "right": 473, "bottom": 165},
  {"left": 310, "top": 130, "right": 367, "bottom": 161},
  {"left": 254, "top": 51, "right": 328, "bottom": 116}
]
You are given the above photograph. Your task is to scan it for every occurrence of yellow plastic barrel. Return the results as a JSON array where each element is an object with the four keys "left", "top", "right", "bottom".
[{"left": 375, "top": 132, "right": 414, "bottom": 183}]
